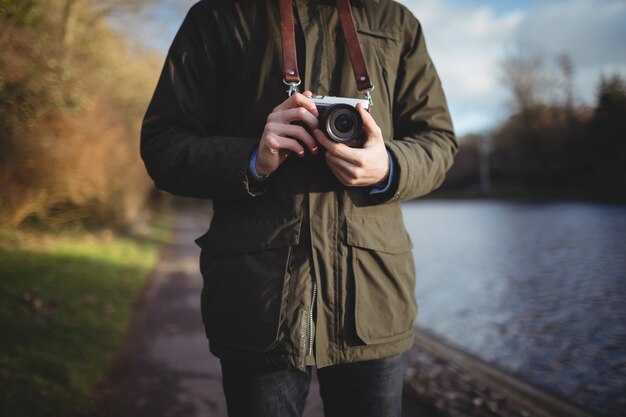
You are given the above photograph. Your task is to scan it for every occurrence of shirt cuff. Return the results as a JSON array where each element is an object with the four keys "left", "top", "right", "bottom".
[
  {"left": 249, "top": 149, "right": 269, "bottom": 181},
  {"left": 370, "top": 152, "right": 394, "bottom": 195}
]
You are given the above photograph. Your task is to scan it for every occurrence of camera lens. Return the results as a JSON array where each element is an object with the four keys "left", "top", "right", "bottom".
[
  {"left": 334, "top": 114, "right": 354, "bottom": 133},
  {"left": 321, "top": 104, "right": 363, "bottom": 146}
]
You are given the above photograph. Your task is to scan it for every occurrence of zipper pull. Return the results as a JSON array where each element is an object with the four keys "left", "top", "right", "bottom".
[{"left": 295, "top": 309, "right": 308, "bottom": 371}]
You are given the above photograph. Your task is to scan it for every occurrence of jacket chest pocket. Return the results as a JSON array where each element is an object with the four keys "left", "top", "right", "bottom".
[
  {"left": 197, "top": 217, "right": 302, "bottom": 352},
  {"left": 345, "top": 215, "right": 417, "bottom": 345},
  {"left": 355, "top": 29, "right": 401, "bottom": 141}
]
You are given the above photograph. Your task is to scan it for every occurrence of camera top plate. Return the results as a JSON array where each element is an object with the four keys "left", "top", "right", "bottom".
[{"left": 309, "top": 95, "right": 370, "bottom": 111}]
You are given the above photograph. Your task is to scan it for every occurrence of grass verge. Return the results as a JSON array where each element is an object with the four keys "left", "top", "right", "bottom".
[{"left": 0, "top": 217, "right": 170, "bottom": 417}]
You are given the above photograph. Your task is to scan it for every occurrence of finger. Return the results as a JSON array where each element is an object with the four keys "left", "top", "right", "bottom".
[
  {"left": 325, "top": 153, "right": 357, "bottom": 186},
  {"left": 277, "top": 124, "right": 319, "bottom": 154},
  {"left": 313, "top": 129, "right": 360, "bottom": 165},
  {"left": 313, "top": 128, "right": 338, "bottom": 152},
  {"left": 265, "top": 122, "right": 318, "bottom": 154},
  {"left": 273, "top": 135, "right": 306, "bottom": 156},
  {"left": 356, "top": 103, "right": 383, "bottom": 146},
  {"left": 262, "top": 133, "right": 306, "bottom": 157},
  {"left": 326, "top": 152, "right": 356, "bottom": 173},
  {"left": 268, "top": 107, "right": 319, "bottom": 131},
  {"left": 274, "top": 92, "right": 319, "bottom": 117},
  {"left": 266, "top": 121, "right": 316, "bottom": 149}
]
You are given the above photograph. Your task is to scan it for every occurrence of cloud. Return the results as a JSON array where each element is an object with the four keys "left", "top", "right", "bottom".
[
  {"left": 397, "top": 0, "right": 626, "bottom": 135},
  {"left": 519, "top": 0, "right": 626, "bottom": 103},
  {"left": 397, "top": 0, "right": 526, "bottom": 133}
]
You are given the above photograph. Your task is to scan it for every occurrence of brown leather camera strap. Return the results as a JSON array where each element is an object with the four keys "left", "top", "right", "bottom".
[
  {"left": 279, "top": 0, "right": 373, "bottom": 95},
  {"left": 279, "top": 0, "right": 300, "bottom": 86},
  {"left": 336, "top": 0, "right": 372, "bottom": 92}
]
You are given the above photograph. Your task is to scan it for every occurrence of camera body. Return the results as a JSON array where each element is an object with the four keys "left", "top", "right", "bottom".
[{"left": 311, "top": 95, "right": 369, "bottom": 148}]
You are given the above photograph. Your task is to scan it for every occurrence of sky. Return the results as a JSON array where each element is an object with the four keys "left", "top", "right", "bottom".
[
  {"left": 396, "top": 0, "right": 626, "bottom": 134},
  {"left": 137, "top": 0, "right": 626, "bottom": 136}
]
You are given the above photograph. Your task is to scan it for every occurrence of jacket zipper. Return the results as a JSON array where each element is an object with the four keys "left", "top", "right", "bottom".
[{"left": 308, "top": 280, "right": 317, "bottom": 356}]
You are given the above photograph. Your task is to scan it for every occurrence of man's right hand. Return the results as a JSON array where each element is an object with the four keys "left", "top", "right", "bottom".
[{"left": 255, "top": 91, "right": 320, "bottom": 177}]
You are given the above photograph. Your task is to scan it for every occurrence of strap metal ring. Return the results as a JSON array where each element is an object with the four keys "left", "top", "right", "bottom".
[
  {"left": 359, "top": 86, "right": 375, "bottom": 108},
  {"left": 283, "top": 79, "right": 301, "bottom": 97}
]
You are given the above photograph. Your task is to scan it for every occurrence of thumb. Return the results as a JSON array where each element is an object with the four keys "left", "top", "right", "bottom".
[{"left": 356, "top": 103, "right": 383, "bottom": 148}]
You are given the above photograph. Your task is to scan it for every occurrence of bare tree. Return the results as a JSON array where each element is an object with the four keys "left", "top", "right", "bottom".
[
  {"left": 498, "top": 44, "right": 556, "bottom": 183},
  {"left": 500, "top": 43, "right": 555, "bottom": 130},
  {"left": 557, "top": 53, "right": 576, "bottom": 127}
]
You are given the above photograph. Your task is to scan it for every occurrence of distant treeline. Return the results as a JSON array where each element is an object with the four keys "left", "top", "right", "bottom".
[
  {"left": 441, "top": 54, "right": 626, "bottom": 201},
  {"left": 0, "top": 0, "right": 161, "bottom": 229}
]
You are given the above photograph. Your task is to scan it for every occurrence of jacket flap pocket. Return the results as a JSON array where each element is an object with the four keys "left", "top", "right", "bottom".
[
  {"left": 346, "top": 215, "right": 412, "bottom": 254},
  {"left": 356, "top": 29, "right": 400, "bottom": 43},
  {"left": 195, "top": 216, "right": 302, "bottom": 255}
]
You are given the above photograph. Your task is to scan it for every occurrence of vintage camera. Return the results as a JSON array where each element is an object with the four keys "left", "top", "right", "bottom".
[{"left": 311, "top": 95, "right": 370, "bottom": 147}]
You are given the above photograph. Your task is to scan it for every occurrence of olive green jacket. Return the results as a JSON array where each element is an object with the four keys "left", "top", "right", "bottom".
[{"left": 141, "top": 0, "right": 456, "bottom": 370}]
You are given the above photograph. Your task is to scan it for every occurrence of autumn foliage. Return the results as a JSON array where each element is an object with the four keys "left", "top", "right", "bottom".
[{"left": 0, "top": 0, "right": 161, "bottom": 229}]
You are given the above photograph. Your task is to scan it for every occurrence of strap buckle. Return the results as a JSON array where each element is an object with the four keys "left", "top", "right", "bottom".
[
  {"left": 360, "top": 86, "right": 375, "bottom": 109},
  {"left": 283, "top": 79, "right": 301, "bottom": 97}
]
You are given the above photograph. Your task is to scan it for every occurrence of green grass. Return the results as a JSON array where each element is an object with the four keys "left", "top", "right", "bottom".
[{"left": 0, "top": 218, "right": 170, "bottom": 417}]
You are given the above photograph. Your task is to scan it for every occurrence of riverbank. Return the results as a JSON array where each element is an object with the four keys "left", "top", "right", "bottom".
[
  {"left": 404, "top": 328, "right": 599, "bottom": 417},
  {"left": 426, "top": 186, "right": 626, "bottom": 204}
]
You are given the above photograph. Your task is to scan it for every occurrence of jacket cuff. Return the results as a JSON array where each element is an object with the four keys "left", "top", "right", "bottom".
[
  {"left": 248, "top": 149, "right": 270, "bottom": 181},
  {"left": 369, "top": 152, "right": 394, "bottom": 195}
]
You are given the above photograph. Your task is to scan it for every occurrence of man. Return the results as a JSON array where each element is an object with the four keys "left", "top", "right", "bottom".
[{"left": 141, "top": 0, "right": 456, "bottom": 416}]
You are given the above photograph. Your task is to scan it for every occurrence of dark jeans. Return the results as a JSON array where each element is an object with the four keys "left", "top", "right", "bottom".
[{"left": 220, "top": 355, "right": 405, "bottom": 417}]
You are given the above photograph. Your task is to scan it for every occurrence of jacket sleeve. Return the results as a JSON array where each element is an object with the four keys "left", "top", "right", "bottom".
[
  {"left": 140, "top": 4, "right": 262, "bottom": 200},
  {"left": 377, "top": 14, "right": 457, "bottom": 203}
]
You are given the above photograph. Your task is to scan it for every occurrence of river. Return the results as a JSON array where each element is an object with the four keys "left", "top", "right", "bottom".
[{"left": 402, "top": 200, "right": 626, "bottom": 417}]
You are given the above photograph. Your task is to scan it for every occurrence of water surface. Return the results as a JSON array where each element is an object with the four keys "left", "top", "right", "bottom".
[{"left": 402, "top": 200, "right": 626, "bottom": 417}]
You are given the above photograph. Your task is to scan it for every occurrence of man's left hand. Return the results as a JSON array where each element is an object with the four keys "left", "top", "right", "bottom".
[{"left": 314, "top": 103, "right": 389, "bottom": 187}]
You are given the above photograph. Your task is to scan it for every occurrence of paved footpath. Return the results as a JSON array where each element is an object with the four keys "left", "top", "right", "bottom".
[
  {"left": 92, "top": 206, "right": 432, "bottom": 417},
  {"left": 92, "top": 206, "right": 323, "bottom": 417}
]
